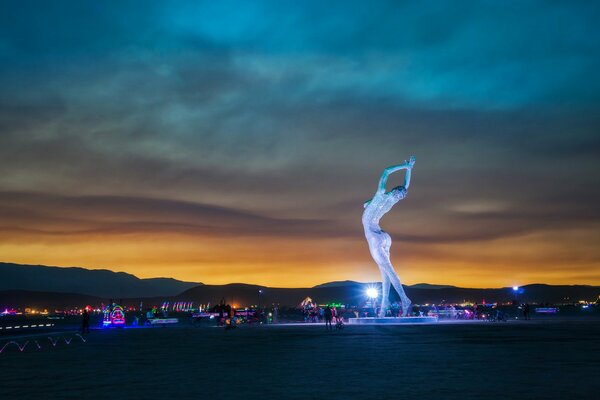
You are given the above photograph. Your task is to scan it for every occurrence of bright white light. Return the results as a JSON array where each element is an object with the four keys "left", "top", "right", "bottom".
[
  {"left": 512, "top": 286, "right": 519, "bottom": 292},
  {"left": 366, "top": 288, "right": 379, "bottom": 299}
]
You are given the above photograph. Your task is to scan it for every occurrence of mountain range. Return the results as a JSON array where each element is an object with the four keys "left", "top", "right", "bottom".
[
  {"left": 0, "top": 262, "right": 201, "bottom": 298},
  {"left": 172, "top": 282, "right": 599, "bottom": 308},
  {"left": 1, "top": 262, "right": 598, "bottom": 309}
]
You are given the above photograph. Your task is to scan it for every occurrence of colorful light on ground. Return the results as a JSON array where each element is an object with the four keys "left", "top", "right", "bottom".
[
  {"left": 110, "top": 306, "right": 126, "bottom": 325},
  {"left": 103, "top": 304, "right": 125, "bottom": 327}
]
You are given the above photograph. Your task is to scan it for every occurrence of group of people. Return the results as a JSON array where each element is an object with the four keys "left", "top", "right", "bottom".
[
  {"left": 323, "top": 305, "right": 343, "bottom": 330},
  {"left": 214, "top": 302, "right": 235, "bottom": 327},
  {"left": 302, "top": 305, "right": 344, "bottom": 329}
]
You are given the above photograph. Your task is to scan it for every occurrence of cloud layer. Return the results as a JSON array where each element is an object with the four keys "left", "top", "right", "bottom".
[{"left": 0, "top": 1, "right": 599, "bottom": 286}]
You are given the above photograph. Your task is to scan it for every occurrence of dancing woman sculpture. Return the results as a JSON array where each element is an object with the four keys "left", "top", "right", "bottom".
[{"left": 362, "top": 156, "right": 415, "bottom": 317}]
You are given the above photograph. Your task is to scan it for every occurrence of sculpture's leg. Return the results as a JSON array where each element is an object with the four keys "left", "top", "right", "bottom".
[
  {"left": 383, "top": 264, "right": 412, "bottom": 317},
  {"left": 379, "top": 273, "right": 390, "bottom": 318}
]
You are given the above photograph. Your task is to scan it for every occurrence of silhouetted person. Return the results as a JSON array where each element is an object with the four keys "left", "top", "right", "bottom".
[
  {"left": 218, "top": 305, "right": 224, "bottom": 326},
  {"left": 324, "top": 306, "right": 333, "bottom": 330},
  {"left": 523, "top": 303, "right": 530, "bottom": 320},
  {"left": 81, "top": 309, "right": 90, "bottom": 334}
]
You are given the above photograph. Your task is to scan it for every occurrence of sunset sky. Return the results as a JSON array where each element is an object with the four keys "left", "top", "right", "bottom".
[{"left": 1, "top": 1, "right": 599, "bottom": 287}]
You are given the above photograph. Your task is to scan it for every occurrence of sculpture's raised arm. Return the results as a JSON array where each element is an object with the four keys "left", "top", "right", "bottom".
[{"left": 377, "top": 156, "right": 416, "bottom": 193}]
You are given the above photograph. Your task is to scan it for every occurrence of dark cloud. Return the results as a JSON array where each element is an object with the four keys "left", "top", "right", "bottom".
[
  {"left": 1, "top": 187, "right": 597, "bottom": 249},
  {"left": 0, "top": 191, "right": 353, "bottom": 240}
]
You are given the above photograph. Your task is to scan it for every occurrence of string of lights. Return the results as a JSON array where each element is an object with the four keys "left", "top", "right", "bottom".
[{"left": 0, "top": 334, "right": 86, "bottom": 355}]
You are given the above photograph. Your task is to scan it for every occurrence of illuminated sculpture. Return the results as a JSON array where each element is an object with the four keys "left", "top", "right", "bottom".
[
  {"left": 362, "top": 156, "right": 415, "bottom": 317},
  {"left": 103, "top": 303, "right": 126, "bottom": 327},
  {"left": 111, "top": 305, "right": 126, "bottom": 326}
]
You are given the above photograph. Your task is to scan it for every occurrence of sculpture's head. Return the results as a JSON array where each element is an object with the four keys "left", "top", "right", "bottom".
[{"left": 391, "top": 185, "right": 407, "bottom": 201}]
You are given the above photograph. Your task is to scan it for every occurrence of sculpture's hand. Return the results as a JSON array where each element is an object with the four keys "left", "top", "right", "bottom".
[{"left": 407, "top": 156, "right": 416, "bottom": 168}]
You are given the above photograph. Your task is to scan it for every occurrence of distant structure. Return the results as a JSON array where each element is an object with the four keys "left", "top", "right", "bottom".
[
  {"left": 362, "top": 156, "right": 415, "bottom": 317},
  {"left": 102, "top": 303, "right": 125, "bottom": 327},
  {"left": 299, "top": 297, "right": 315, "bottom": 309}
]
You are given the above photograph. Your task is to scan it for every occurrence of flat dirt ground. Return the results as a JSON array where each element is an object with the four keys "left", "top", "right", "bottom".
[{"left": 1, "top": 319, "right": 599, "bottom": 399}]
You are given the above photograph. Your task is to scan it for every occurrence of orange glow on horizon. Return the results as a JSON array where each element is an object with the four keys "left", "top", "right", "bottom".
[{"left": 1, "top": 227, "right": 598, "bottom": 287}]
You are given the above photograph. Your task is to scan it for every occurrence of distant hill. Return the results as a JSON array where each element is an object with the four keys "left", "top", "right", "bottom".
[
  {"left": 173, "top": 283, "right": 600, "bottom": 307},
  {"left": 409, "top": 283, "right": 456, "bottom": 290},
  {"left": 1, "top": 283, "right": 598, "bottom": 310},
  {"left": 313, "top": 280, "right": 366, "bottom": 288},
  {"left": 0, "top": 262, "right": 202, "bottom": 298},
  {"left": 0, "top": 282, "right": 600, "bottom": 310},
  {"left": 402, "top": 284, "right": 599, "bottom": 305},
  {"left": 173, "top": 283, "right": 375, "bottom": 308},
  {"left": 1, "top": 262, "right": 598, "bottom": 308},
  {"left": 314, "top": 281, "right": 456, "bottom": 290}
]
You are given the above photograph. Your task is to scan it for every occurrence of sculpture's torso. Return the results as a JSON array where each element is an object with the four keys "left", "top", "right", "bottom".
[
  {"left": 362, "top": 193, "right": 402, "bottom": 264},
  {"left": 362, "top": 193, "right": 400, "bottom": 233}
]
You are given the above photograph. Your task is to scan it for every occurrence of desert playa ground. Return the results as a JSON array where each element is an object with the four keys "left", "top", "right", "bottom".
[{"left": 1, "top": 319, "right": 599, "bottom": 399}]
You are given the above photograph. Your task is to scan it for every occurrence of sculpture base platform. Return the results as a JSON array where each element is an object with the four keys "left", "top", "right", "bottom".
[{"left": 347, "top": 316, "right": 438, "bottom": 325}]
